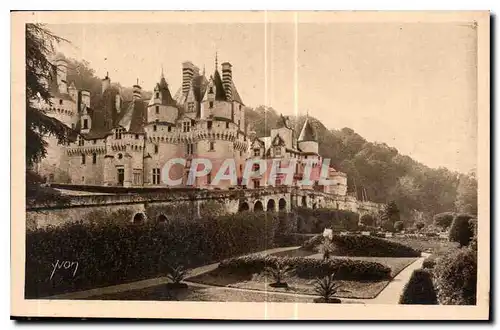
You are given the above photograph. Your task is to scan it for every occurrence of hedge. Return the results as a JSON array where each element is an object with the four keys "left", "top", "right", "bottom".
[
  {"left": 449, "top": 214, "right": 475, "bottom": 247},
  {"left": 330, "top": 235, "right": 421, "bottom": 257},
  {"left": 25, "top": 212, "right": 292, "bottom": 298},
  {"left": 295, "top": 208, "right": 359, "bottom": 233},
  {"left": 399, "top": 269, "right": 438, "bottom": 304},
  {"left": 433, "top": 247, "right": 477, "bottom": 305},
  {"left": 218, "top": 255, "right": 391, "bottom": 281}
]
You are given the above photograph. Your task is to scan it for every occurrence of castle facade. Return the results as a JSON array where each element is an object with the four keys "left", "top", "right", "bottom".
[{"left": 34, "top": 56, "right": 348, "bottom": 197}]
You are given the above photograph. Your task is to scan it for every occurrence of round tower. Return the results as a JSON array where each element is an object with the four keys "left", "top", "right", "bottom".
[{"left": 298, "top": 116, "right": 318, "bottom": 154}]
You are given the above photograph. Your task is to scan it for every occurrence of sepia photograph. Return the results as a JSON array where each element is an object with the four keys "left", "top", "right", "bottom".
[{"left": 11, "top": 11, "right": 490, "bottom": 320}]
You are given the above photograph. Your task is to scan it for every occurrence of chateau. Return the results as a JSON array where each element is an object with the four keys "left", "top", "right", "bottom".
[{"left": 34, "top": 55, "right": 348, "bottom": 196}]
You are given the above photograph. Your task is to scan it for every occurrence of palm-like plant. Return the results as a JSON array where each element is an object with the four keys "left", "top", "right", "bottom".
[
  {"left": 314, "top": 274, "right": 341, "bottom": 303},
  {"left": 264, "top": 261, "right": 295, "bottom": 286},
  {"left": 166, "top": 265, "right": 188, "bottom": 285}
]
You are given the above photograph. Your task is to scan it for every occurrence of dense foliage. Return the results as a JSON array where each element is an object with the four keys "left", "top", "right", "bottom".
[
  {"left": 359, "top": 213, "right": 376, "bottom": 227},
  {"left": 218, "top": 255, "right": 391, "bottom": 281},
  {"left": 25, "top": 212, "right": 292, "bottom": 298},
  {"left": 433, "top": 248, "right": 477, "bottom": 305},
  {"left": 433, "top": 212, "right": 455, "bottom": 229},
  {"left": 449, "top": 214, "right": 475, "bottom": 247},
  {"left": 329, "top": 235, "right": 421, "bottom": 257},
  {"left": 399, "top": 269, "right": 438, "bottom": 305}
]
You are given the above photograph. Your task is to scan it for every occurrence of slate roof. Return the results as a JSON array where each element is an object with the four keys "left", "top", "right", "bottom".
[{"left": 298, "top": 117, "right": 317, "bottom": 142}]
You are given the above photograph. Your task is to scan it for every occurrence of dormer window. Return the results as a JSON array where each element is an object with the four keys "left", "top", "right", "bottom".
[
  {"left": 275, "top": 147, "right": 282, "bottom": 157},
  {"left": 83, "top": 119, "right": 88, "bottom": 129},
  {"left": 155, "top": 106, "right": 159, "bottom": 114},
  {"left": 71, "top": 123, "right": 75, "bottom": 130},
  {"left": 188, "top": 102, "right": 194, "bottom": 112},
  {"left": 209, "top": 87, "right": 214, "bottom": 94},
  {"left": 253, "top": 149, "right": 260, "bottom": 157},
  {"left": 155, "top": 92, "right": 160, "bottom": 99},
  {"left": 209, "top": 101, "right": 214, "bottom": 109},
  {"left": 182, "top": 121, "right": 191, "bottom": 133},
  {"left": 115, "top": 128, "right": 124, "bottom": 139}
]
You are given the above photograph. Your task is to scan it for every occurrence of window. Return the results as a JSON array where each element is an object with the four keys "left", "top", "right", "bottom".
[
  {"left": 152, "top": 168, "right": 161, "bottom": 185},
  {"left": 253, "top": 149, "right": 260, "bottom": 157},
  {"left": 153, "top": 125, "right": 157, "bottom": 132},
  {"left": 93, "top": 139, "right": 96, "bottom": 144},
  {"left": 71, "top": 123, "right": 75, "bottom": 130},
  {"left": 59, "top": 99, "right": 63, "bottom": 105},
  {"left": 182, "top": 121, "right": 191, "bottom": 133},
  {"left": 81, "top": 154, "right": 86, "bottom": 164},
  {"left": 133, "top": 169, "right": 142, "bottom": 185},
  {"left": 239, "top": 104, "right": 242, "bottom": 110},
  {"left": 275, "top": 147, "right": 282, "bottom": 157},
  {"left": 226, "top": 122, "right": 229, "bottom": 129},
  {"left": 78, "top": 136, "right": 84, "bottom": 146},
  {"left": 209, "top": 87, "right": 214, "bottom": 94},
  {"left": 92, "top": 153, "right": 97, "bottom": 164},
  {"left": 209, "top": 101, "right": 214, "bottom": 109},
  {"left": 209, "top": 141, "right": 215, "bottom": 151},
  {"left": 154, "top": 145, "right": 159, "bottom": 154},
  {"left": 155, "top": 92, "right": 160, "bottom": 99},
  {"left": 188, "top": 102, "right": 194, "bottom": 112},
  {"left": 83, "top": 119, "right": 88, "bottom": 129},
  {"left": 252, "top": 163, "right": 260, "bottom": 171},
  {"left": 167, "top": 126, "right": 171, "bottom": 132},
  {"left": 207, "top": 121, "right": 212, "bottom": 129},
  {"left": 155, "top": 106, "right": 159, "bottom": 114},
  {"left": 207, "top": 171, "right": 212, "bottom": 185},
  {"left": 135, "top": 134, "right": 139, "bottom": 139},
  {"left": 253, "top": 179, "right": 260, "bottom": 189},
  {"left": 115, "top": 128, "right": 124, "bottom": 139},
  {"left": 117, "top": 153, "right": 123, "bottom": 160},
  {"left": 186, "top": 143, "right": 194, "bottom": 155}
]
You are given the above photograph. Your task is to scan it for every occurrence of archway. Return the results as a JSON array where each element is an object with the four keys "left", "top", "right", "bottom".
[
  {"left": 254, "top": 200, "right": 264, "bottom": 212},
  {"left": 133, "top": 212, "right": 146, "bottom": 224},
  {"left": 301, "top": 196, "right": 307, "bottom": 207},
  {"left": 267, "top": 199, "right": 276, "bottom": 212},
  {"left": 239, "top": 202, "right": 250, "bottom": 212},
  {"left": 157, "top": 214, "right": 168, "bottom": 223},
  {"left": 279, "top": 198, "right": 287, "bottom": 211}
]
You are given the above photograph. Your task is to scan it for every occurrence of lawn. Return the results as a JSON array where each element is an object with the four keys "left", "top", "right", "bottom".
[
  {"left": 385, "top": 237, "right": 458, "bottom": 254},
  {"left": 85, "top": 283, "right": 331, "bottom": 303}
]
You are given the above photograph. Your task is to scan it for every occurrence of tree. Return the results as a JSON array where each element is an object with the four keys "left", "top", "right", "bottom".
[
  {"left": 433, "top": 212, "right": 455, "bottom": 230},
  {"left": 25, "top": 24, "right": 72, "bottom": 169},
  {"left": 455, "top": 172, "right": 478, "bottom": 215},
  {"left": 399, "top": 269, "right": 438, "bottom": 305},
  {"left": 449, "top": 214, "right": 474, "bottom": 247},
  {"left": 381, "top": 201, "right": 400, "bottom": 225}
]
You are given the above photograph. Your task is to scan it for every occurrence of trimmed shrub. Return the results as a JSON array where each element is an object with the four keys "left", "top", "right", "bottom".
[
  {"left": 218, "top": 255, "right": 391, "bottom": 281},
  {"left": 415, "top": 222, "right": 425, "bottom": 231},
  {"left": 25, "top": 212, "right": 291, "bottom": 298},
  {"left": 449, "top": 214, "right": 474, "bottom": 247},
  {"left": 433, "top": 248, "right": 477, "bottom": 305},
  {"left": 399, "top": 269, "right": 438, "bottom": 304},
  {"left": 433, "top": 212, "right": 455, "bottom": 229},
  {"left": 394, "top": 221, "right": 404, "bottom": 232},
  {"left": 360, "top": 214, "right": 376, "bottom": 227},
  {"left": 295, "top": 207, "right": 359, "bottom": 233},
  {"left": 422, "top": 258, "right": 436, "bottom": 269},
  {"left": 330, "top": 235, "right": 421, "bottom": 257},
  {"left": 301, "top": 234, "right": 324, "bottom": 252}
]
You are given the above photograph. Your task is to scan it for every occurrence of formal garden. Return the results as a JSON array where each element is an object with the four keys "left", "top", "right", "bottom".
[{"left": 25, "top": 205, "right": 478, "bottom": 305}]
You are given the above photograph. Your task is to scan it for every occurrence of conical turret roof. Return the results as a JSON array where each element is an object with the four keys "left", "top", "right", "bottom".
[{"left": 298, "top": 116, "right": 317, "bottom": 142}]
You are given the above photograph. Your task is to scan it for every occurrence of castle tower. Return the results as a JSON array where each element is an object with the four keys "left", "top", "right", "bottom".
[
  {"left": 102, "top": 72, "right": 111, "bottom": 93},
  {"left": 298, "top": 115, "right": 319, "bottom": 154},
  {"left": 182, "top": 61, "right": 200, "bottom": 95},
  {"left": 68, "top": 82, "right": 77, "bottom": 101}
]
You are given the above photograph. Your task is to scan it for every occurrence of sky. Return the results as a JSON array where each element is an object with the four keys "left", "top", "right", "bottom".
[{"left": 47, "top": 21, "right": 478, "bottom": 174}]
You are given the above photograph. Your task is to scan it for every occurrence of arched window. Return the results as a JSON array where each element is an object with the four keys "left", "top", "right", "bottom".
[
  {"left": 267, "top": 199, "right": 276, "bottom": 212},
  {"left": 133, "top": 213, "right": 146, "bottom": 224},
  {"left": 254, "top": 201, "right": 264, "bottom": 212},
  {"left": 279, "top": 198, "right": 286, "bottom": 211}
]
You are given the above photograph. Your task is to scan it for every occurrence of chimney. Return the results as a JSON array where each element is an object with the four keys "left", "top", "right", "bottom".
[
  {"left": 55, "top": 58, "right": 68, "bottom": 94},
  {"left": 182, "top": 61, "right": 199, "bottom": 95},
  {"left": 133, "top": 79, "right": 142, "bottom": 100},
  {"left": 102, "top": 72, "right": 110, "bottom": 93},
  {"left": 80, "top": 90, "right": 90, "bottom": 110},
  {"left": 221, "top": 62, "right": 232, "bottom": 101}
]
